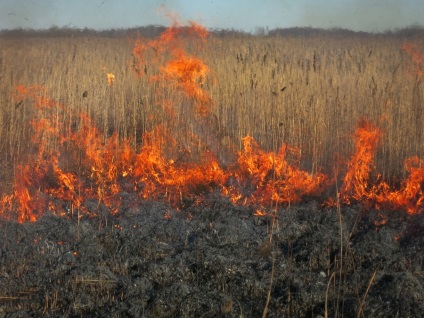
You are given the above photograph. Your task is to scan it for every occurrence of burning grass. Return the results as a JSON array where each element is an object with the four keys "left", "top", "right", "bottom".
[
  {"left": 0, "top": 22, "right": 424, "bottom": 318},
  {"left": 0, "top": 83, "right": 329, "bottom": 222},
  {"left": 339, "top": 119, "right": 424, "bottom": 213},
  {"left": 1, "top": 22, "right": 424, "bottom": 223}
]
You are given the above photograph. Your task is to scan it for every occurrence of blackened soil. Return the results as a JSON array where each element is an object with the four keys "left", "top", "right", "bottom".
[{"left": 0, "top": 193, "right": 423, "bottom": 317}]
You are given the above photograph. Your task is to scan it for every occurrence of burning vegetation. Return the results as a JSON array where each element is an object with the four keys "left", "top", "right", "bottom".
[
  {"left": 1, "top": 20, "right": 424, "bottom": 318},
  {"left": 1, "top": 22, "right": 424, "bottom": 223}
]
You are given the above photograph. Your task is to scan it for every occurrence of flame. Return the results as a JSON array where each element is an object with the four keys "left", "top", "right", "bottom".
[
  {"left": 133, "top": 126, "right": 226, "bottom": 206},
  {"left": 375, "top": 156, "right": 424, "bottom": 214},
  {"left": 107, "top": 73, "right": 115, "bottom": 85},
  {"left": 254, "top": 209, "right": 268, "bottom": 217},
  {"left": 338, "top": 119, "right": 424, "bottom": 214},
  {"left": 2, "top": 22, "right": 424, "bottom": 224},
  {"left": 339, "top": 119, "right": 382, "bottom": 205},
  {"left": 161, "top": 51, "right": 211, "bottom": 116},
  {"left": 0, "top": 86, "right": 137, "bottom": 222},
  {"left": 132, "top": 20, "right": 208, "bottom": 76},
  {"left": 132, "top": 20, "right": 211, "bottom": 116},
  {"left": 231, "top": 136, "right": 327, "bottom": 206}
]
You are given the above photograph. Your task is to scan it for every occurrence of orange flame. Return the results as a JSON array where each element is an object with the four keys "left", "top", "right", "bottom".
[
  {"left": 160, "top": 51, "right": 212, "bottom": 116},
  {"left": 339, "top": 119, "right": 424, "bottom": 214},
  {"left": 133, "top": 126, "right": 226, "bottom": 206},
  {"left": 254, "top": 209, "right": 268, "bottom": 216},
  {"left": 107, "top": 73, "right": 115, "bottom": 85},
  {"left": 132, "top": 20, "right": 208, "bottom": 72},
  {"left": 339, "top": 119, "right": 382, "bottom": 205},
  {"left": 0, "top": 86, "right": 137, "bottom": 222},
  {"left": 231, "top": 136, "right": 327, "bottom": 206},
  {"left": 132, "top": 20, "right": 212, "bottom": 116},
  {"left": 375, "top": 156, "right": 424, "bottom": 213}
]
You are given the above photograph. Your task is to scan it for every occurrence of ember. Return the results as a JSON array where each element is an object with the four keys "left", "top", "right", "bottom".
[{"left": 107, "top": 72, "right": 115, "bottom": 85}]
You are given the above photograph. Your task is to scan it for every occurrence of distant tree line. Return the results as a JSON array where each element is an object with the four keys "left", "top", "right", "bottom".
[{"left": 0, "top": 24, "right": 423, "bottom": 39}]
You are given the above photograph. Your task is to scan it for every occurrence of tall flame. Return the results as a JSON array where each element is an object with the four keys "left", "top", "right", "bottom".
[
  {"left": 338, "top": 119, "right": 424, "bottom": 214},
  {"left": 339, "top": 120, "right": 382, "bottom": 205}
]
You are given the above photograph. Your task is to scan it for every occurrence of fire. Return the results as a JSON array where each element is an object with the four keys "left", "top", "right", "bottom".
[
  {"left": 376, "top": 156, "right": 424, "bottom": 214},
  {"left": 339, "top": 119, "right": 382, "bottom": 205},
  {"left": 132, "top": 20, "right": 212, "bottom": 116},
  {"left": 254, "top": 209, "right": 268, "bottom": 217},
  {"left": 0, "top": 85, "right": 137, "bottom": 222},
  {"left": 338, "top": 119, "right": 424, "bottom": 214},
  {"left": 107, "top": 73, "right": 115, "bottom": 85},
  {"left": 230, "top": 136, "right": 327, "bottom": 207},
  {"left": 133, "top": 126, "right": 227, "bottom": 206},
  {"left": 0, "top": 82, "right": 327, "bottom": 222},
  {"left": 161, "top": 52, "right": 211, "bottom": 116},
  {"left": 1, "top": 22, "right": 424, "bottom": 224}
]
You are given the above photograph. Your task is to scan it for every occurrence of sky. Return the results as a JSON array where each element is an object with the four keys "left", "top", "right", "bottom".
[{"left": 0, "top": 0, "right": 423, "bottom": 33}]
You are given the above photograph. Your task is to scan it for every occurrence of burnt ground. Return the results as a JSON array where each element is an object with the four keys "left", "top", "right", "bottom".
[{"left": 0, "top": 193, "right": 424, "bottom": 317}]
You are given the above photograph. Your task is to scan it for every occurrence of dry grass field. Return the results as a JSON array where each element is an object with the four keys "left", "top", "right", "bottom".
[
  {"left": 0, "top": 28, "right": 423, "bottom": 194},
  {"left": 0, "top": 27, "right": 424, "bottom": 317}
]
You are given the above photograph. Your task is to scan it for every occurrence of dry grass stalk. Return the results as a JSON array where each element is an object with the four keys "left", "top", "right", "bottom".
[{"left": 0, "top": 33, "right": 422, "bottom": 194}]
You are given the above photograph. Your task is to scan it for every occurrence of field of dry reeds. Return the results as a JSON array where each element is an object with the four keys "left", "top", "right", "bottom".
[
  {"left": 0, "top": 29, "right": 423, "bottom": 194},
  {"left": 1, "top": 27, "right": 424, "bottom": 317}
]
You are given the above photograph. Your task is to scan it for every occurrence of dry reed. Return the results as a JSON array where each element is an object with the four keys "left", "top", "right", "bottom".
[{"left": 0, "top": 32, "right": 423, "bottom": 194}]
